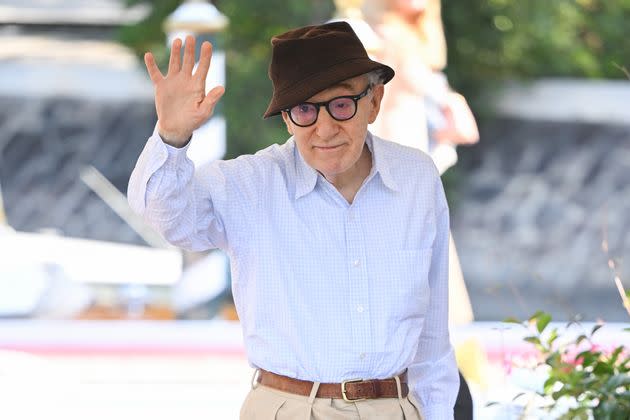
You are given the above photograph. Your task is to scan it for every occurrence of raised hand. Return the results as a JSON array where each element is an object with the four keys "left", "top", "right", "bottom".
[{"left": 144, "top": 35, "right": 225, "bottom": 148}]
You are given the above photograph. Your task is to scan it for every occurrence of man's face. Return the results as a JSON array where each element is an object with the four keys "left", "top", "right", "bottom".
[{"left": 282, "top": 74, "right": 384, "bottom": 184}]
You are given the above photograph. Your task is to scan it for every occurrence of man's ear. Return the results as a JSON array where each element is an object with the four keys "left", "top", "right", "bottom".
[
  {"left": 281, "top": 111, "right": 294, "bottom": 135},
  {"left": 368, "top": 84, "right": 384, "bottom": 124}
]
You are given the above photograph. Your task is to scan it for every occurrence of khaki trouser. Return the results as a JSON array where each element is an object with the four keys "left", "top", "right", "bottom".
[{"left": 240, "top": 375, "right": 424, "bottom": 420}]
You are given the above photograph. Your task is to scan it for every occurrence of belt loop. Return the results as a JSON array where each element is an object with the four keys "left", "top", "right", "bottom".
[
  {"left": 251, "top": 368, "right": 261, "bottom": 390},
  {"left": 394, "top": 374, "right": 404, "bottom": 402},
  {"left": 305, "top": 381, "right": 320, "bottom": 419}
]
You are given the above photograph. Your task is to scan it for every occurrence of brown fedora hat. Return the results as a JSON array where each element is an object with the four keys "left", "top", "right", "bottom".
[{"left": 263, "top": 21, "right": 394, "bottom": 118}]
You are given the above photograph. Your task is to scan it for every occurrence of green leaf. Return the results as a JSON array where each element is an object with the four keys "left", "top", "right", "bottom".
[
  {"left": 552, "top": 387, "right": 571, "bottom": 400},
  {"left": 580, "top": 376, "right": 599, "bottom": 388},
  {"left": 606, "top": 373, "right": 630, "bottom": 389},
  {"left": 576, "top": 350, "right": 597, "bottom": 367},
  {"left": 543, "top": 376, "right": 558, "bottom": 393},
  {"left": 524, "top": 336, "right": 542, "bottom": 346},
  {"left": 591, "top": 324, "right": 604, "bottom": 337},
  {"left": 593, "top": 361, "right": 614, "bottom": 376},
  {"left": 612, "top": 406, "right": 630, "bottom": 420},
  {"left": 596, "top": 400, "right": 617, "bottom": 416},
  {"left": 528, "top": 310, "right": 545, "bottom": 323},
  {"left": 575, "top": 334, "right": 588, "bottom": 345},
  {"left": 546, "top": 352, "right": 561, "bottom": 367},
  {"left": 566, "top": 318, "right": 582, "bottom": 329},
  {"left": 547, "top": 328, "right": 559, "bottom": 347},
  {"left": 502, "top": 317, "right": 523, "bottom": 324},
  {"left": 511, "top": 392, "right": 526, "bottom": 402},
  {"left": 608, "top": 346, "right": 624, "bottom": 365},
  {"left": 561, "top": 408, "right": 589, "bottom": 420},
  {"left": 536, "top": 312, "right": 552, "bottom": 333}
]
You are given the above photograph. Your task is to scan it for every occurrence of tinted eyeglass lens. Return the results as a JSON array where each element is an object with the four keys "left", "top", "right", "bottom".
[
  {"left": 328, "top": 97, "right": 356, "bottom": 120},
  {"left": 290, "top": 104, "right": 318, "bottom": 126}
]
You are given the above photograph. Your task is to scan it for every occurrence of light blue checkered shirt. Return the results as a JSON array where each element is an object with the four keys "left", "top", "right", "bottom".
[{"left": 128, "top": 131, "right": 458, "bottom": 419}]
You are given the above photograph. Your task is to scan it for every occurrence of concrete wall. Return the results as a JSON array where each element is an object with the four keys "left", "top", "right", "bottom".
[
  {"left": 451, "top": 80, "right": 630, "bottom": 321},
  {"left": 0, "top": 96, "right": 155, "bottom": 244}
]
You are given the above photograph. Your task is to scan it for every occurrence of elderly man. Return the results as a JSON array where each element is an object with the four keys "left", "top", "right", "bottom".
[{"left": 128, "top": 21, "right": 458, "bottom": 420}]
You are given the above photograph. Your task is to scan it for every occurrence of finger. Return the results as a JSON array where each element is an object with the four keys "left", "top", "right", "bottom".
[
  {"left": 200, "top": 85, "right": 225, "bottom": 116},
  {"left": 144, "top": 52, "right": 164, "bottom": 84},
  {"left": 194, "top": 41, "right": 213, "bottom": 83},
  {"left": 168, "top": 38, "right": 183, "bottom": 75},
  {"left": 182, "top": 35, "right": 196, "bottom": 75}
]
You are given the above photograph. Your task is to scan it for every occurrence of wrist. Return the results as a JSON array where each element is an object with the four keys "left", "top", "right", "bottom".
[{"left": 157, "top": 123, "right": 192, "bottom": 148}]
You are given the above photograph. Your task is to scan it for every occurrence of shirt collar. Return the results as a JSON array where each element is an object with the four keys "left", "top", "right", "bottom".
[
  {"left": 293, "top": 139, "right": 319, "bottom": 199},
  {"left": 366, "top": 131, "right": 400, "bottom": 192},
  {"left": 293, "top": 131, "right": 400, "bottom": 200}
]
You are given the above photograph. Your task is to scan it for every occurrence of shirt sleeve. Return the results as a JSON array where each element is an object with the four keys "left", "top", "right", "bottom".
[
  {"left": 407, "top": 173, "right": 459, "bottom": 420},
  {"left": 127, "top": 126, "right": 232, "bottom": 252}
]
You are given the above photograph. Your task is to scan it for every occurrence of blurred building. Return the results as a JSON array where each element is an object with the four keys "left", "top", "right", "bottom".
[
  {"left": 451, "top": 79, "right": 630, "bottom": 321},
  {"left": 0, "top": 0, "right": 154, "bottom": 244},
  {"left": 0, "top": 1, "right": 235, "bottom": 320}
]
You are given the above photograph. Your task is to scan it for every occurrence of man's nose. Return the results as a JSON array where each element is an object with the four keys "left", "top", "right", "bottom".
[{"left": 314, "top": 107, "right": 340, "bottom": 139}]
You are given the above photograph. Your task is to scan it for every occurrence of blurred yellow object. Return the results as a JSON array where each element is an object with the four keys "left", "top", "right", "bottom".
[
  {"left": 219, "top": 302, "right": 239, "bottom": 321},
  {"left": 447, "top": 234, "right": 474, "bottom": 326},
  {"left": 455, "top": 338, "right": 490, "bottom": 390},
  {"left": 334, "top": 0, "right": 364, "bottom": 13},
  {"left": 76, "top": 303, "right": 175, "bottom": 320}
]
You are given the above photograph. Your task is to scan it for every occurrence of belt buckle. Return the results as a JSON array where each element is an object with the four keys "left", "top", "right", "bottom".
[{"left": 341, "top": 378, "right": 366, "bottom": 402}]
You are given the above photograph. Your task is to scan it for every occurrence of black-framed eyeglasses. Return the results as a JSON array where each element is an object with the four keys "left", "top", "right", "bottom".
[{"left": 284, "top": 84, "right": 372, "bottom": 127}]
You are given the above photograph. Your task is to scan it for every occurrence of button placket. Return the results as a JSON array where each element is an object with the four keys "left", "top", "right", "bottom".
[{"left": 345, "top": 206, "right": 371, "bottom": 357}]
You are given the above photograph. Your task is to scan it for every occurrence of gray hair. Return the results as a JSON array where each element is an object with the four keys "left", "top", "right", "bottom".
[{"left": 366, "top": 69, "right": 385, "bottom": 85}]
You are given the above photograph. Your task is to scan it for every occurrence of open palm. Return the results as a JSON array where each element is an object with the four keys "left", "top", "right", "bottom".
[{"left": 144, "top": 35, "right": 225, "bottom": 147}]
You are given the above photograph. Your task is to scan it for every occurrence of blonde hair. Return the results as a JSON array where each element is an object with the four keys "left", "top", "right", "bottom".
[
  {"left": 362, "top": 0, "right": 447, "bottom": 70},
  {"left": 334, "top": 0, "right": 365, "bottom": 12}
]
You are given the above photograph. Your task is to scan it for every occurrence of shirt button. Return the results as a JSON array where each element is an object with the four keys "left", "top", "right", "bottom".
[
  {"left": 357, "top": 305, "right": 364, "bottom": 313},
  {"left": 352, "top": 259, "right": 360, "bottom": 267},
  {"left": 359, "top": 353, "right": 366, "bottom": 360}
]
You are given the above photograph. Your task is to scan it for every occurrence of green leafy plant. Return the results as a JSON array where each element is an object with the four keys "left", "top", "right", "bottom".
[
  {"left": 502, "top": 311, "right": 630, "bottom": 419},
  {"left": 442, "top": 0, "right": 630, "bottom": 105}
]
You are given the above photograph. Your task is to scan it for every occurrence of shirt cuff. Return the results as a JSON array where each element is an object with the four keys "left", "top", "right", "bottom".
[
  {"left": 162, "top": 138, "right": 192, "bottom": 170},
  {"left": 420, "top": 404, "right": 454, "bottom": 420},
  {"left": 127, "top": 131, "right": 192, "bottom": 214}
]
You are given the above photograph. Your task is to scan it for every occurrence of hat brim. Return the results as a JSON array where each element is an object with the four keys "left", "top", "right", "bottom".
[{"left": 263, "top": 58, "right": 394, "bottom": 118}]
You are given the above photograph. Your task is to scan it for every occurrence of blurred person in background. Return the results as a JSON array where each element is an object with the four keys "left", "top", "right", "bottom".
[
  {"left": 363, "top": 0, "right": 479, "bottom": 170},
  {"left": 361, "top": 0, "right": 479, "bottom": 418},
  {"left": 128, "top": 21, "right": 459, "bottom": 419}
]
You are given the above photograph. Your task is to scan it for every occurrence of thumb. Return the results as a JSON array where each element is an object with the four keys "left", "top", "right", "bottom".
[{"left": 201, "top": 85, "right": 225, "bottom": 116}]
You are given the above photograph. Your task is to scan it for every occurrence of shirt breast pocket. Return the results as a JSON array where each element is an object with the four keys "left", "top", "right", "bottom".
[{"left": 372, "top": 248, "right": 433, "bottom": 324}]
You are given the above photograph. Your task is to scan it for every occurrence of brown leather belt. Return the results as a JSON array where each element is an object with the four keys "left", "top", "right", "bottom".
[{"left": 257, "top": 369, "right": 409, "bottom": 401}]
